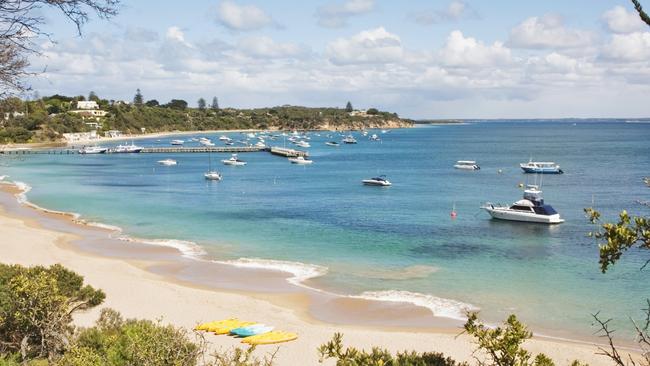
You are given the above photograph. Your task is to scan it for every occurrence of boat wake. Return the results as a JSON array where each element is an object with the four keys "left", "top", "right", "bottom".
[
  {"left": 353, "top": 290, "right": 478, "bottom": 321},
  {"left": 118, "top": 237, "right": 207, "bottom": 259},
  {"left": 214, "top": 257, "right": 328, "bottom": 287}
]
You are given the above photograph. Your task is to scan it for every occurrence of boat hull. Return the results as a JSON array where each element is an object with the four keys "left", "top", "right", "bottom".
[
  {"left": 520, "top": 167, "right": 563, "bottom": 174},
  {"left": 362, "top": 180, "right": 391, "bottom": 186},
  {"left": 454, "top": 165, "right": 479, "bottom": 170},
  {"left": 482, "top": 207, "right": 564, "bottom": 224}
]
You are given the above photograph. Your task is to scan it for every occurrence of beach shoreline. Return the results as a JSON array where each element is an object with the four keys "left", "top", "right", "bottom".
[{"left": 0, "top": 179, "right": 638, "bottom": 364}]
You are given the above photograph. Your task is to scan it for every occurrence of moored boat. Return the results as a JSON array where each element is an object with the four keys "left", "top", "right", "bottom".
[
  {"left": 520, "top": 160, "right": 563, "bottom": 174},
  {"left": 481, "top": 185, "right": 564, "bottom": 224},
  {"left": 342, "top": 135, "right": 357, "bottom": 144},
  {"left": 454, "top": 160, "right": 480, "bottom": 170},
  {"left": 78, "top": 146, "right": 107, "bottom": 154},
  {"left": 157, "top": 159, "right": 177, "bottom": 166},
  {"left": 325, "top": 141, "right": 339, "bottom": 146},
  {"left": 221, "top": 154, "right": 247, "bottom": 166},
  {"left": 362, "top": 175, "right": 392, "bottom": 186},
  {"left": 111, "top": 142, "right": 143, "bottom": 153},
  {"left": 170, "top": 139, "right": 184, "bottom": 146},
  {"left": 288, "top": 156, "right": 313, "bottom": 164}
]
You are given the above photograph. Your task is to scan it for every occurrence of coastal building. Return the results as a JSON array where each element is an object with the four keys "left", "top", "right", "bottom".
[
  {"left": 70, "top": 100, "right": 108, "bottom": 120},
  {"left": 62, "top": 130, "right": 98, "bottom": 142},
  {"left": 3, "top": 111, "right": 25, "bottom": 120},
  {"left": 349, "top": 109, "right": 370, "bottom": 117},
  {"left": 104, "top": 130, "right": 122, "bottom": 138}
]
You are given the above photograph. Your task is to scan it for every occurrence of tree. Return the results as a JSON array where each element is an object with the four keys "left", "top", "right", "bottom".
[
  {"left": 197, "top": 97, "right": 206, "bottom": 110},
  {"left": 87, "top": 91, "right": 99, "bottom": 102},
  {"left": 366, "top": 108, "right": 379, "bottom": 115},
  {"left": 345, "top": 101, "right": 353, "bottom": 112},
  {"left": 165, "top": 99, "right": 188, "bottom": 110},
  {"left": 632, "top": 0, "right": 650, "bottom": 27},
  {"left": 145, "top": 99, "right": 159, "bottom": 107},
  {"left": 0, "top": 264, "right": 105, "bottom": 362},
  {"left": 0, "top": 0, "right": 120, "bottom": 96},
  {"left": 133, "top": 88, "right": 143, "bottom": 106},
  {"left": 211, "top": 96, "right": 219, "bottom": 111}
]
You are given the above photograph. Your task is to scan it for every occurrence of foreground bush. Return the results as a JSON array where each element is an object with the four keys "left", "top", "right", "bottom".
[{"left": 0, "top": 264, "right": 105, "bottom": 362}]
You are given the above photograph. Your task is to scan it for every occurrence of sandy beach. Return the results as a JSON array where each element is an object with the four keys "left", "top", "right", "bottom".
[{"left": 0, "top": 181, "right": 629, "bottom": 365}]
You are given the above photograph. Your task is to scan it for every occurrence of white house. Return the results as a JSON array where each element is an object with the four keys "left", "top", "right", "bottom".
[
  {"left": 76, "top": 101, "right": 99, "bottom": 110},
  {"left": 104, "top": 130, "right": 122, "bottom": 138}
]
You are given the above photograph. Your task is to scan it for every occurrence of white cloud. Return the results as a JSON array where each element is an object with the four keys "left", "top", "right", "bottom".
[
  {"left": 237, "top": 36, "right": 308, "bottom": 59},
  {"left": 316, "top": 0, "right": 375, "bottom": 28},
  {"left": 439, "top": 30, "right": 511, "bottom": 67},
  {"left": 216, "top": 0, "right": 274, "bottom": 31},
  {"left": 508, "top": 14, "right": 594, "bottom": 49},
  {"left": 601, "top": 32, "right": 650, "bottom": 61},
  {"left": 166, "top": 26, "right": 187, "bottom": 44},
  {"left": 602, "top": 6, "right": 647, "bottom": 34},
  {"left": 411, "top": 0, "right": 477, "bottom": 25},
  {"left": 326, "top": 27, "right": 403, "bottom": 65}
]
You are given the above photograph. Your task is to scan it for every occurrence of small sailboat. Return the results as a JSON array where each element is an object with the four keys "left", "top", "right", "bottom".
[{"left": 204, "top": 153, "right": 222, "bottom": 180}]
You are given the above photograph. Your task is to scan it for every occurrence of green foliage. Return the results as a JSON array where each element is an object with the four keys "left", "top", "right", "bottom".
[
  {"left": 198, "top": 98, "right": 206, "bottom": 110},
  {"left": 463, "top": 313, "right": 575, "bottom": 366},
  {"left": 145, "top": 99, "right": 159, "bottom": 107},
  {"left": 133, "top": 89, "right": 143, "bottom": 106},
  {"left": 208, "top": 346, "right": 276, "bottom": 366},
  {"left": 367, "top": 108, "right": 379, "bottom": 115},
  {"left": 631, "top": 0, "right": 650, "bottom": 27},
  {"left": 0, "top": 264, "right": 104, "bottom": 362},
  {"left": 318, "top": 332, "right": 464, "bottom": 366},
  {"left": 345, "top": 101, "right": 353, "bottom": 112},
  {"left": 211, "top": 97, "right": 220, "bottom": 111},
  {"left": 165, "top": 99, "right": 188, "bottom": 110},
  {"left": 584, "top": 208, "right": 650, "bottom": 273}
]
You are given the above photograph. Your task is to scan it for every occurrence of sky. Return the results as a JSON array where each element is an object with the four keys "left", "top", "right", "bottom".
[{"left": 26, "top": 0, "right": 650, "bottom": 119}]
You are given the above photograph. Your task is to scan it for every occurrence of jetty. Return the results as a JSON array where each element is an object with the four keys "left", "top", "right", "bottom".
[{"left": 0, "top": 146, "right": 309, "bottom": 157}]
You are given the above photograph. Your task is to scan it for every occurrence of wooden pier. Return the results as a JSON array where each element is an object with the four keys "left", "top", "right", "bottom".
[{"left": 0, "top": 146, "right": 309, "bottom": 157}]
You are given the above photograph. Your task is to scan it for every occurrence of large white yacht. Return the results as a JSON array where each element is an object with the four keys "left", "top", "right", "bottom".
[
  {"left": 78, "top": 146, "right": 107, "bottom": 154},
  {"left": 481, "top": 185, "right": 564, "bottom": 224},
  {"left": 342, "top": 135, "right": 357, "bottom": 144},
  {"left": 111, "top": 142, "right": 143, "bottom": 153},
  {"left": 221, "top": 154, "right": 247, "bottom": 166}
]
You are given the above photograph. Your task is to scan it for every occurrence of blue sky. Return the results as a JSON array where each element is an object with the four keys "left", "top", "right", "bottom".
[{"left": 29, "top": 0, "right": 650, "bottom": 119}]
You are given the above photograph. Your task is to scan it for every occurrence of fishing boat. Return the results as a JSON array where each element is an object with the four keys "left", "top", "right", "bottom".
[
  {"left": 325, "top": 141, "right": 340, "bottom": 146},
  {"left": 78, "top": 146, "right": 107, "bottom": 154},
  {"left": 204, "top": 153, "right": 222, "bottom": 180},
  {"left": 288, "top": 156, "right": 313, "bottom": 165},
  {"left": 157, "top": 159, "right": 177, "bottom": 166},
  {"left": 520, "top": 160, "right": 563, "bottom": 174},
  {"left": 221, "top": 154, "right": 247, "bottom": 166},
  {"left": 111, "top": 142, "right": 143, "bottom": 153},
  {"left": 342, "top": 135, "right": 357, "bottom": 144},
  {"left": 454, "top": 160, "right": 480, "bottom": 170},
  {"left": 362, "top": 175, "right": 392, "bottom": 186},
  {"left": 170, "top": 139, "right": 184, "bottom": 145},
  {"left": 481, "top": 185, "right": 564, "bottom": 224}
]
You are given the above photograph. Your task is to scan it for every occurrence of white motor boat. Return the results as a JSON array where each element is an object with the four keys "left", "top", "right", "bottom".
[
  {"left": 520, "top": 160, "right": 563, "bottom": 174},
  {"left": 200, "top": 140, "right": 215, "bottom": 146},
  {"left": 362, "top": 175, "right": 392, "bottom": 186},
  {"left": 157, "top": 159, "right": 177, "bottom": 166},
  {"left": 204, "top": 171, "right": 222, "bottom": 180},
  {"left": 219, "top": 135, "right": 231, "bottom": 142},
  {"left": 481, "top": 185, "right": 564, "bottom": 224},
  {"left": 255, "top": 141, "right": 266, "bottom": 148},
  {"left": 454, "top": 160, "right": 480, "bottom": 170},
  {"left": 325, "top": 141, "right": 340, "bottom": 146},
  {"left": 170, "top": 139, "right": 184, "bottom": 146},
  {"left": 288, "top": 156, "right": 313, "bottom": 165},
  {"left": 221, "top": 154, "right": 247, "bottom": 166},
  {"left": 369, "top": 134, "right": 380, "bottom": 141},
  {"left": 111, "top": 143, "right": 143, "bottom": 153},
  {"left": 295, "top": 140, "right": 310, "bottom": 148},
  {"left": 78, "top": 146, "right": 107, "bottom": 154},
  {"left": 342, "top": 135, "right": 357, "bottom": 144}
]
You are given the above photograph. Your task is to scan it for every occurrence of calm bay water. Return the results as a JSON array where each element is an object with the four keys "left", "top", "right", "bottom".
[{"left": 2, "top": 120, "right": 649, "bottom": 339}]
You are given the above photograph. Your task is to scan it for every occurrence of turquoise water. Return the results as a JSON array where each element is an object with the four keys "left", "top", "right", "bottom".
[{"left": 2, "top": 121, "right": 649, "bottom": 339}]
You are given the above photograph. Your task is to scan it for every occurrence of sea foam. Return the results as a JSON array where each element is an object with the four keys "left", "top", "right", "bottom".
[
  {"left": 118, "top": 237, "right": 207, "bottom": 259},
  {"left": 214, "top": 257, "right": 328, "bottom": 286},
  {"left": 353, "top": 290, "right": 478, "bottom": 321}
]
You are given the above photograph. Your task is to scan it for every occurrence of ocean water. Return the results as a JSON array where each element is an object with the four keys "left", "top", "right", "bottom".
[{"left": 2, "top": 120, "right": 649, "bottom": 339}]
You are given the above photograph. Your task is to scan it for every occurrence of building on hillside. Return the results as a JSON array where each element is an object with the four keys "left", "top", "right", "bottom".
[
  {"left": 62, "top": 130, "right": 98, "bottom": 142},
  {"left": 76, "top": 101, "right": 99, "bottom": 110},
  {"left": 3, "top": 111, "right": 25, "bottom": 120},
  {"left": 349, "top": 109, "right": 370, "bottom": 117}
]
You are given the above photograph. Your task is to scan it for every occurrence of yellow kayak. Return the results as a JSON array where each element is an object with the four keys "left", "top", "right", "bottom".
[
  {"left": 213, "top": 321, "right": 257, "bottom": 335},
  {"left": 194, "top": 318, "right": 238, "bottom": 331},
  {"left": 242, "top": 331, "right": 298, "bottom": 345}
]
